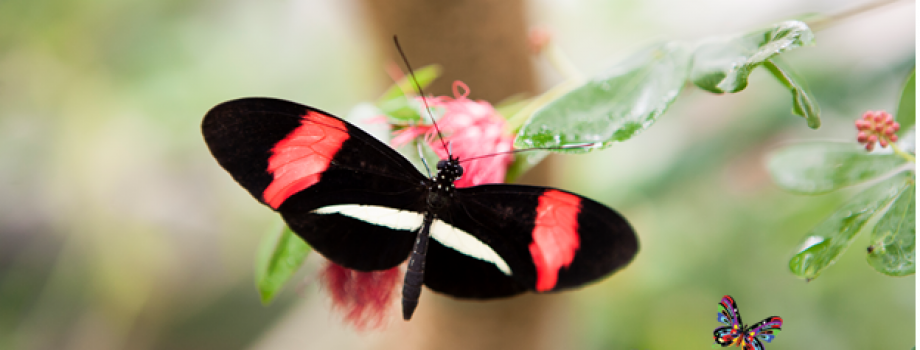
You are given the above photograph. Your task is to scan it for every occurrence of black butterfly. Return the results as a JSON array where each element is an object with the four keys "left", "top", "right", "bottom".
[{"left": 202, "top": 97, "right": 639, "bottom": 319}]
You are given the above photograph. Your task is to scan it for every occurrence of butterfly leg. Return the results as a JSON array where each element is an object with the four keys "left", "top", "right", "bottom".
[{"left": 402, "top": 213, "right": 434, "bottom": 320}]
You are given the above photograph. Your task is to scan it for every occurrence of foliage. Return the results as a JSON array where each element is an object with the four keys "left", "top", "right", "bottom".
[
  {"left": 768, "top": 142, "right": 907, "bottom": 194},
  {"left": 255, "top": 222, "right": 311, "bottom": 304},
  {"left": 896, "top": 71, "right": 915, "bottom": 130},
  {"left": 514, "top": 42, "right": 691, "bottom": 153},
  {"left": 867, "top": 181, "right": 915, "bottom": 276},
  {"left": 769, "top": 72, "right": 916, "bottom": 280},
  {"left": 514, "top": 20, "right": 819, "bottom": 153},
  {"left": 784, "top": 172, "right": 912, "bottom": 280}
]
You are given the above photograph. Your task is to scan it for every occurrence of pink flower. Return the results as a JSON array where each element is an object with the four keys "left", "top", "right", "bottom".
[
  {"left": 856, "top": 110, "right": 900, "bottom": 151},
  {"left": 317, "top": 81, "right": 514, "bottom": 331},
  {"left": 392, "top": 81, "right": 514, "bottom": 187}
]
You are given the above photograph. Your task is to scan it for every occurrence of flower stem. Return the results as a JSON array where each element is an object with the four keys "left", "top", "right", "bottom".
[
  {"left": 889, "top": 142, "right": 915, "bottom": 163},
  {"left": 544, "top": 43, "right": 584, "bottom": 83},
  {"left": 806, "top": 0, "right": 905, "bottom": 31}
]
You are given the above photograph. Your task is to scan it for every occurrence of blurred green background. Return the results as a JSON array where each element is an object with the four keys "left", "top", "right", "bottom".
[{"left": 0, "top": 0, "right": 914, "bottom": 349}]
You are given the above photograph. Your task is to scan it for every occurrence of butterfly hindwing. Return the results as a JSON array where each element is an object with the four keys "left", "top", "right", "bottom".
[
  {"left": 713, "top": 326, "right": 737, "bottom": 347},
  {"left": 719, "top": 295, "right": 743, "bottom": 327},
  {"left": 202, "top": 98, "right": 429, "bottom": 271},
  {"left": 714, "top": 295, "right": 743, "bottom": 346},
  {"left": 421, "top": 185, "right": 638, "bottom": 298}
]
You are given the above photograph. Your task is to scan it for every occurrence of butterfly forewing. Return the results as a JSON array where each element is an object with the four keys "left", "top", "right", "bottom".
[
  {"left": 714, "top": 295, "right": 743, "bottom": 346},
  {"left": 744, "top": 316, "right": 782, "bottom": 350},
  {"left": 203, "top": 98, "right": 429, "bottom": 271}
]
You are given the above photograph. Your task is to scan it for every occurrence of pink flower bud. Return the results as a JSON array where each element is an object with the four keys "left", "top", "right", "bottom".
[
  {"left": 873, "top": 113, "right": 885, "bottom": 122},
  {"left": 891, "top": 123, "right": 900, "bottom": 132},
  {"left": 392, "top": 81, "right": 514, "bottom": 188},
  {"left": 880, "top": 139, "right": 889, "bottom": 147},
  {"left": 866, "top": 142, "right": 875, "bottom": 151},
  {"left": 875, "top": 124, "right": 885, "bottom": 132},
  {"left": 855, "top": 120, "right": 869, "bottom": 129},
  {"left": 863, "top": 112, "right": 874, "bottom": 120},
  {"left": 528, "top": 27, "right": 552, "bottom": 54},
  {"left": 868, "top": 134, "right": 878, "bottom": 143},
  {"left": 857, "top": 131, "right": 869, "bottom": 142},
  {"left": 890, "top": 134, "right": 899, "bottom": 142}
]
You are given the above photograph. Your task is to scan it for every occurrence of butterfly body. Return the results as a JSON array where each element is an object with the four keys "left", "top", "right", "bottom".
[
  {"left": 713, "top": 295, "right": 783, "bottom": 350},
  {"left": 202, "top": 97, "right": 639, "bottom": 320}
]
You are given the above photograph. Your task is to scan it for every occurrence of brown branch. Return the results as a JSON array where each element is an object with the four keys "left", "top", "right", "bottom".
[{"left": 807, "top": 0, "right": 908, "bottom": 31}]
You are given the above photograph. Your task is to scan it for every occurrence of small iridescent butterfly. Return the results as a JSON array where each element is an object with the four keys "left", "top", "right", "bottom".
[{"left": 713, "top": 295, "right": 783, "bottom": 350}]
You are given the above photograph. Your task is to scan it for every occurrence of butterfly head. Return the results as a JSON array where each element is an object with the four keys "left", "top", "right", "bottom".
[
  {"left": 428, "top": 156, "right": 462, "bottom": 209},
  {"left": 435, "top": 156, "right": 463, "bottom": 182}
]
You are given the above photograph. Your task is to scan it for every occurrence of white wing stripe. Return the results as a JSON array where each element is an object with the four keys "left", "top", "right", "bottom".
[
  {"left": 314, "top": 204, "right": 424, "bottom": 231},
  {"left": 311, "top": 204, "right": 512, "bottom": 276},
  {"left": 430, "top": 220, "right": 512, "bottom": 275}
]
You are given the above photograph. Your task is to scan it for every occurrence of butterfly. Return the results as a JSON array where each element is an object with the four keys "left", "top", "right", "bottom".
[
  {"left": 201, "top": 97, "right": 639, "bottom": 320},
  {"left": 713, "top": 295, "right": 783, "bottom": 350}
]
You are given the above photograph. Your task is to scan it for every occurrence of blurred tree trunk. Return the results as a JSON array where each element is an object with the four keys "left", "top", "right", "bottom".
[
  {"left": 360, "top": 1, "right": 566, "bottom": 350},
  {"left": 360, "top": 0, "right": 535, "bottom": 101}
]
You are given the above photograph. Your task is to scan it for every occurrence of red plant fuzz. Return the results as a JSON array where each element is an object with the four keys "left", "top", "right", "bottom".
[
  {"left": 856, "top": 110, "right": 900, "bottom": 152},
  {"left": 319, "top": 261, "right": 402, "bottom": 331}
]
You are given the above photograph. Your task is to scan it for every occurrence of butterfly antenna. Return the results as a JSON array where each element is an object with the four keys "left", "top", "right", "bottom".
[
  {"left": 458, "top": 143, "right": 600, "bottom": 164},
  {"left": 393, "top": 36, "right": 451, "bottom": 158},
  {"left": 417, "top": 142, "right": 432, "bottom": 177}
]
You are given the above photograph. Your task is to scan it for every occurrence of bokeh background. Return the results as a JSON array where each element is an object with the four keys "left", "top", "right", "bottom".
[{"left": 0, "top": 0, "right": 914, "bottom": 349}]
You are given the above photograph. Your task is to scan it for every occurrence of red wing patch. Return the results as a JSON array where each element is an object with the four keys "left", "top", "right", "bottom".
[
  {"left": 263, "top": 112, "right": 349, "bottom": 208},
  {"left": 529, "top": 190, "right": 581, "bottom": 292}
]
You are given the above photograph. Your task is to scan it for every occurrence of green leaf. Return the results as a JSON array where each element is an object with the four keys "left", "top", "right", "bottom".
[
  {"left": 763, "top": 59, "right": 821, "bottom": 129},
  {"left": 255, "top": 221, "right": 311, "bottom": 305},
  {"left": 690, "top": 20, "right": 815, "bottom": 94},
  {"left": 378, "top": 64, "right": 442, "bottom": 103},
  {"left": 867, "top": 180, "right": 915, "bottom": 276},
  {"left": 515, "top": 42, "right": 691, "bottom": 153},
  {"left": 789, "top": 174, "right": 911, "bottom": 280},
  {"left": 768, "top": 142, "right": 908, "bottom": 194},
  {"left": 378, "top": 97, "right": 424, "bottom": 121},
  {"left": 896, "top": 70, "right": 915, "bottom": 131}
]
